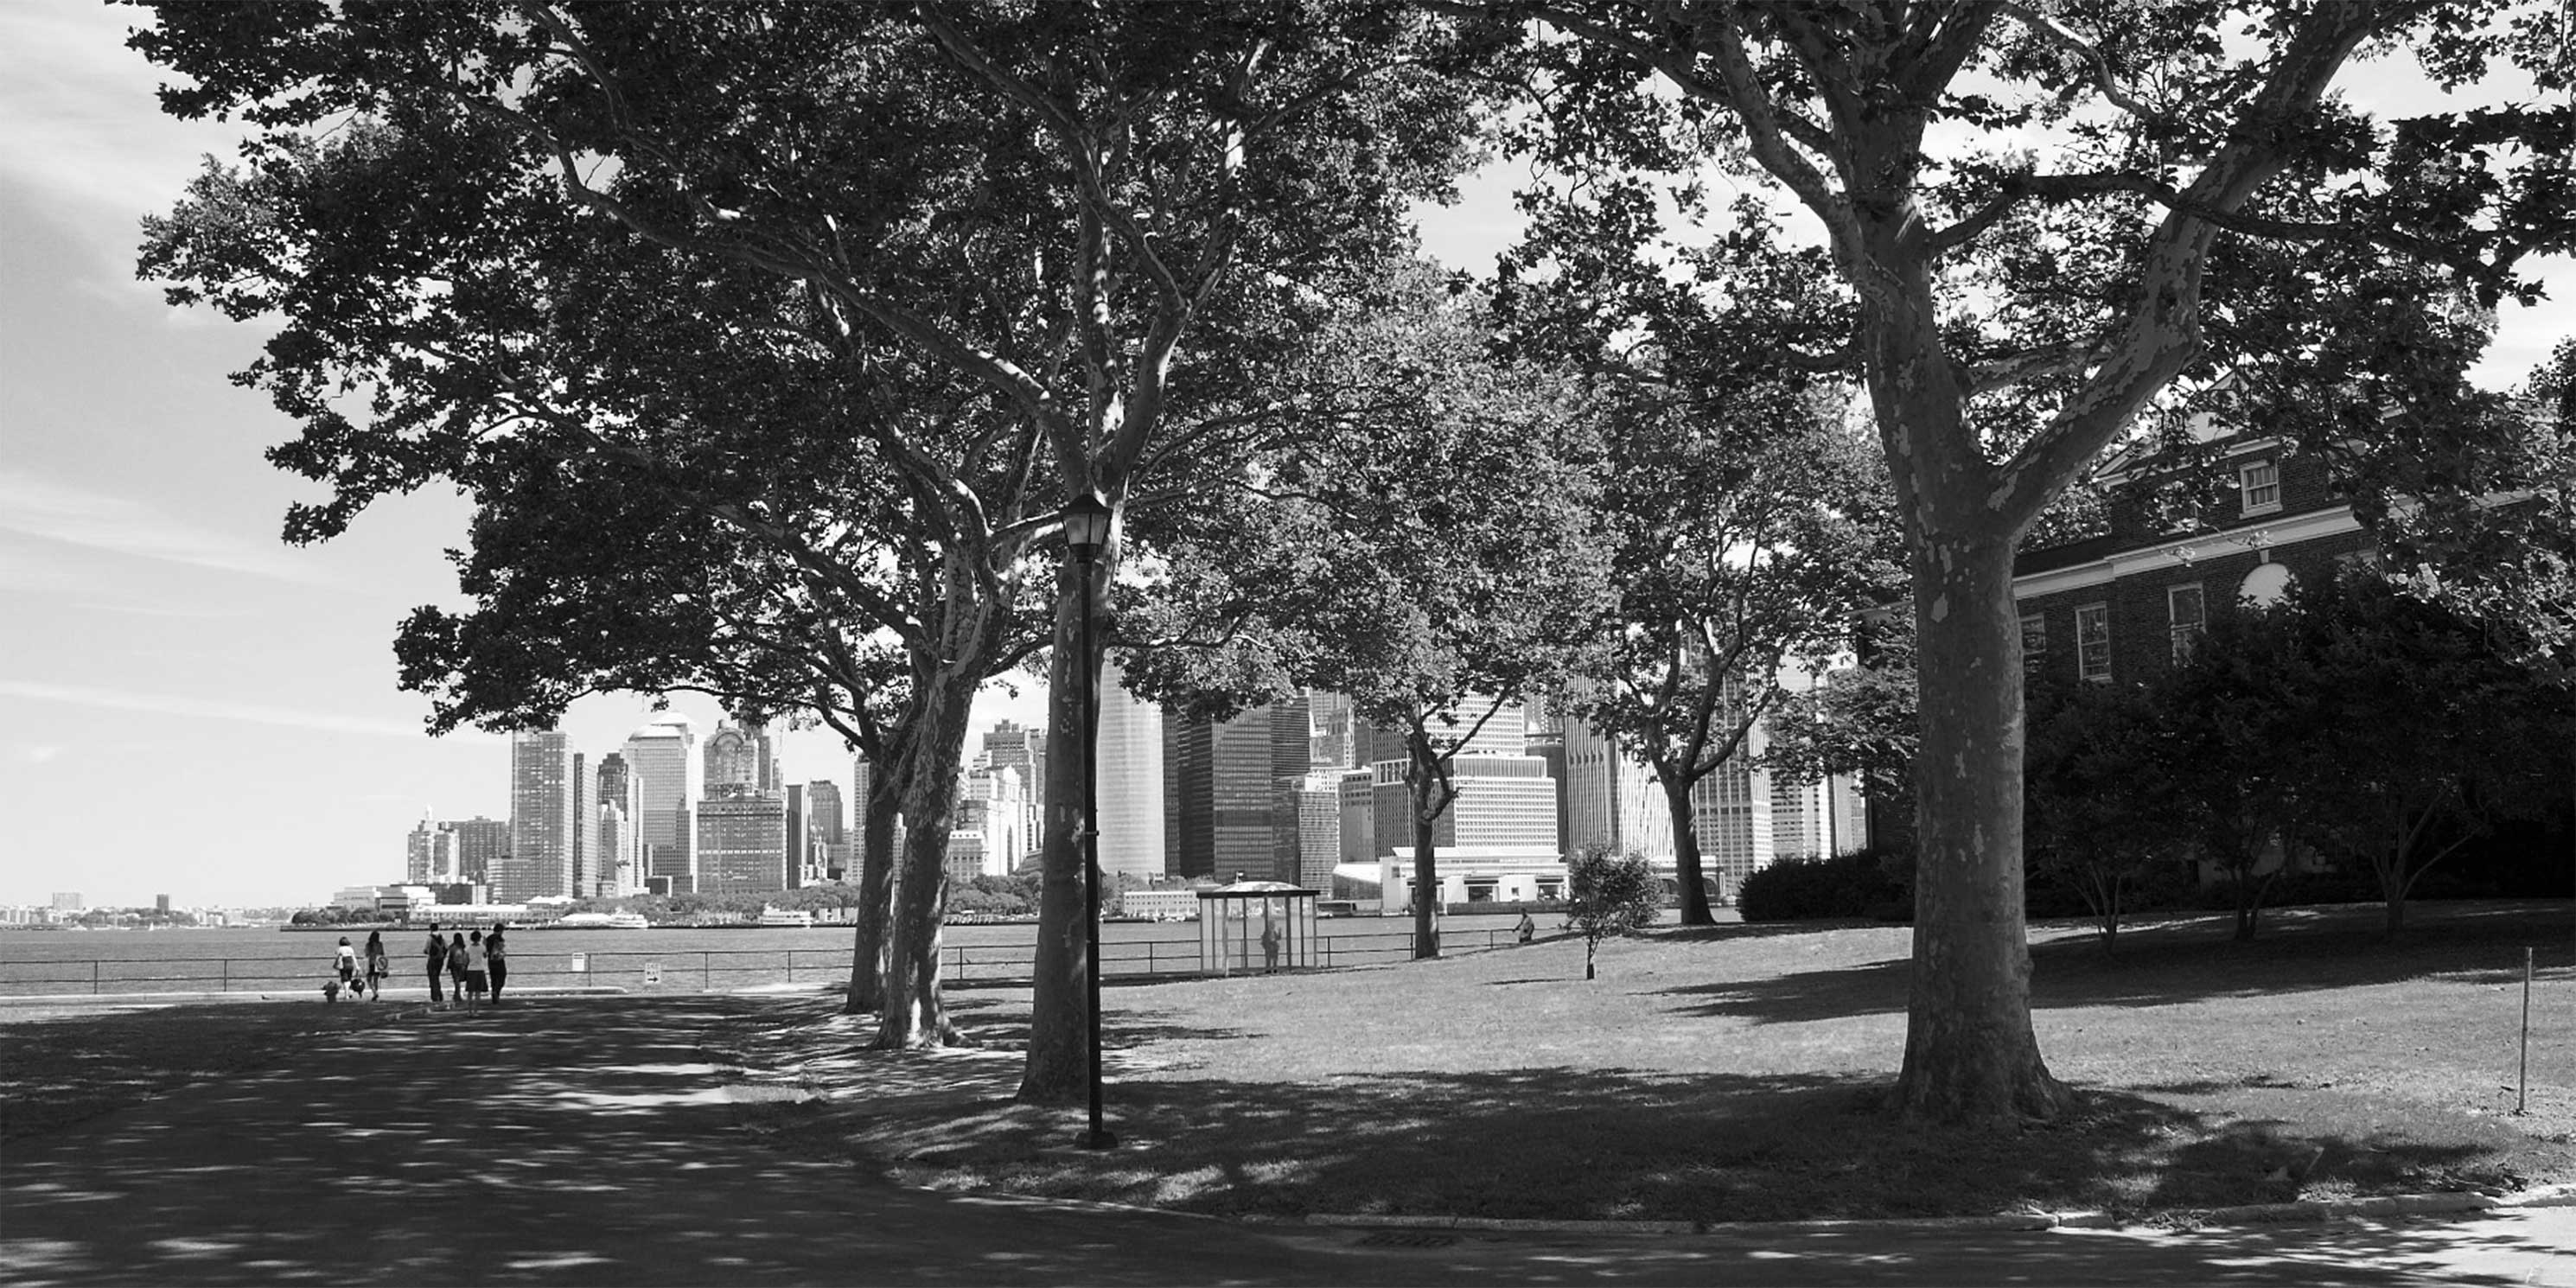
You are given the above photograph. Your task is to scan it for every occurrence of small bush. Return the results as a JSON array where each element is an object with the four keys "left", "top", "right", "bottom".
[{"left": 1739, "top": 849, "right": 1913, "bottom": 922}]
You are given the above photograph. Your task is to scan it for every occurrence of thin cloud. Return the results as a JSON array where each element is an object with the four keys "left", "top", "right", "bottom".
[
  {"left": 10, "top": 744, "right": 65, "bottom": 764},
  {"left": 80, "top": 602, "right": 252, "bottom": 621},
  {"left": 0, "top": 470, "right": 341, "bottom": 588},
  {"left": 0, "top": 679, "right": 496, "bottom": 743}
]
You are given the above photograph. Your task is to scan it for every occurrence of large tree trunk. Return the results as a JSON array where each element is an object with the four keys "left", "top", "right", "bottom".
[
  {"left": 1892, "top": 536, "right": 2070, "bottom": 1125},
  {"left": 873, "top": 680, "right": 977, "bottom": 1050},
  {"left": 1020, "top": 552, "right": 1106, "bottom": 1103},
  {"left": 843, "top": 758, "right": 902, "bottom": 1015},
  {"left": 1408, "top": 735, "right": 1442, "bottom": 960},
  {"left": 1659, "top": 769, "right": 1714, "bottom": 923}
]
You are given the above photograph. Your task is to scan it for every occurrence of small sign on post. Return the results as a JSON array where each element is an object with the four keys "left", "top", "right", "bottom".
[
  {"left": 570, "top": 953, "right": 589, "bottom": 974},
  {"left": 642, "top": 962, "right": 663, "bottom": 987}
]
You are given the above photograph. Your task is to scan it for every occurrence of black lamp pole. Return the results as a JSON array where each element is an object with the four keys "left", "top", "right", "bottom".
[{"left": 1065, "top": 494, "right": 1116, "bottom": 1151}]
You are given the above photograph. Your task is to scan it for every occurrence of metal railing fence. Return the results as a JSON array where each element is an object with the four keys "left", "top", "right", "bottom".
[{"left": 1, "top": 926, "right": 1526, "bottom": 998}]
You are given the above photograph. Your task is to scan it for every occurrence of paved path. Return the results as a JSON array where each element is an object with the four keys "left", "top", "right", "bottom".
[{"left": 3, "top": 997, "right": 2568, "bottom": 1285}]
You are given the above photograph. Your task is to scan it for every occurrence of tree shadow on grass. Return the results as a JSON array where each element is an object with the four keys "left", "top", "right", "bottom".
[
  {"left": 838, "top": 1059, "right": 2529, "bottom": 1233},
  {"left": 1650, "top": 902, "right": 2572, "bottom": 1025}
]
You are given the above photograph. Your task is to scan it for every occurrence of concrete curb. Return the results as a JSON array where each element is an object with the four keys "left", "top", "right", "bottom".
[{"left": 1304, "top": 1189, "right": 2527, "bottom": 1237}]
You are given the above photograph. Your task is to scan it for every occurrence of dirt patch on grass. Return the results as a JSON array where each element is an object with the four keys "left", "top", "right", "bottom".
[{"left": 715, "top": 901, "right": 2574, "bottom": 1224}]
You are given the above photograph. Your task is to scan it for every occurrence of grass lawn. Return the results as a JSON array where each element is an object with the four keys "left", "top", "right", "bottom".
[
  {"left": 1, "top": 1001, "right": 403, "bottom": 1139},
  {"left": 718, "top": 899, "right": 2575, "bottom": 1224}
]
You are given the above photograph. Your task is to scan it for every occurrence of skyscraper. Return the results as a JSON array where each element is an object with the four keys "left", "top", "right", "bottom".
[
  {"left": 623, "top": 716, "right": 696, "bottom": 895},
  {"left": 1272, "top": 771, "right": 1342, "bottom": 888},
  {"left": 441, "top": 816, "right": 509, "bottom": 884},
  {"left": 1562, "top": 718, "right": 1674, "bottom": 862},
  {"left": 982, "top": 721, "right": 1046, "bottom": 859},
  {"left": 698, "top": 719, "right": 788, "bottom": 893},
  {"left": 1094, "top": 656, "right": 1166, "bottom": 882},
  {"left": 501, "top": 729, "right": 579, "bottom": 902},
  {"left": 1166, "top": 705, "right": 1276, "bottom": 880},
  {"left": 596, "top": 752, "right": 642, "bottom": 897},
  {"left": 805, "top": 778, "right": 846, "bottom": 883}
]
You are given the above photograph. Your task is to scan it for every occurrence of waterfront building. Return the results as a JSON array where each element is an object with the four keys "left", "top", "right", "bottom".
[
  {"left": 696, "top": 789, "right": 789, "bottom": 895},
  {"left": 623, "top": 716, "right": 696, "bottom": 896},
  {"left": 1561, "top": 718, "right": 1674, "bottom": 863},
  {"left": 1687, "top": 736, "right": 1774, "bottom": 896},
  {"left": 595, "top": 752, "right": 642, "bottom": 897},
  {"left": 436, "top": 816, "right": 508, "bottom": 885},
  {"left": 806, "top": 779, "right": 845, "bottom": 846},
  {"left": 1094, "top": 656, "right": 1166, "bottom": 883},
  {"left": 1165, "top": 705, "right": 1277, "bottom": 880},
  {"left": 960, "top": 761, "right": 1031, "bottom": 874},
  {"left": 1368, "top": 752, "right": 1560, "bottom": 859},
  {"left": 983, "top": 721, "right": 1046, "bottom": 861},
  {"left": 500, "top": 730, "right": 581, "bottom": 902},
  {"left": 944, "top": 830, "right": 989, "bottom": 888},
  {"left": 1272, "top": 770, "right": 1343, "bottom": 889}
]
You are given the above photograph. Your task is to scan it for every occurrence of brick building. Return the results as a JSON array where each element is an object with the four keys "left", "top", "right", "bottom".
[{"left": 2013, "top": 431, "right": 2375, "bottom": 686}]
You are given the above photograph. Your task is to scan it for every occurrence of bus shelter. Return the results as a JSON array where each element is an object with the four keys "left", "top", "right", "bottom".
[{"left": 1196, "top": 880, "right": 1318, "bottom": 975}]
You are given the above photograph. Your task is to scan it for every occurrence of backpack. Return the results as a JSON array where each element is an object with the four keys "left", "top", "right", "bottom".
[{"left": 427, "top": 937, "right": 448, "bottom": 966}]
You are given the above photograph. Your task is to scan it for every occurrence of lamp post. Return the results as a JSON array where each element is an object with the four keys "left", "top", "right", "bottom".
[{"left": 1062, "top": 493, "right": 1117, "bottom": 1151}]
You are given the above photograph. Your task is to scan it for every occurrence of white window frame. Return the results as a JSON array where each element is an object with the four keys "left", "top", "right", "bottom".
[
  {"left": 2168, "top": 583, "right": 2206, "bottom": 664},
  {"left": 2018, "top": 612, "right": 2047, "bottom": 674},
  {"left": 2239, "top": 460, "right": 2282, "bottom": 516},
  {"left": 2075, "top": 603, "right": 2111, "bottom": 683}
]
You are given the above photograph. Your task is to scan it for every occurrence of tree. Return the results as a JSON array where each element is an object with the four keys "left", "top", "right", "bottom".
[
  {"left": 1565, "top": 843, "right": 1662, "bottom": 979},
  {"left": 2269, "top": 570, "right": 2576, "bottom": 935},
  {"left": 1540, "top": 348, "right": 1897, "bottom": 927},
  {"left": 1125, "top": 271, "right": 1610, "bottom": 960},
  {"left": 1514, "top": 1, "right": 2574, "bottom": 1125},
  {"left": 2021, "top": 677, "right": 2181, "bottom": 952},
  {"left": 131, "top": 3, "right": 1507, "bottom": 1100},
  {"left": 2154, "top": 605, "right": 2317, "bottom": 941}
]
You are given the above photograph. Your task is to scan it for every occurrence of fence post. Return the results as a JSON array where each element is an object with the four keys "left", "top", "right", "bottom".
[
  {"left": 702, "top": 952, "right": 711, "bottom": 992},
  {"left": 222, "top": 958, "right": 230, "bottom": 993},
  {"left": 92, "top": 960, "right": 99, "bottom": 995},
  {"left": 2520, "top": 946, "right": 2534, "bottom": 1116}
]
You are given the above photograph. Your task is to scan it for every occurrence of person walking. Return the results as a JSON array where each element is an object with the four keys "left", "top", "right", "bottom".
[
  {"left": 423, "top": 922, "right": 448, "bottom": 1008},
  {"left": 447, "top": 931, "right": 471, "bottom": 1006},
  {"left": 484, "top": 925, "right": 508, "bottom": 1004},
  {"left": 362, "top": 929, "right": 389, "bottom": 1000},
  {"left": 334, "top": 936, "right": 358, "bottom": 995},
  {"left": 1516, "top": 911, "right": 1536, "bottom": 945},
  {"left": 463, "top": 930, "right": 490, "bottom": 1006}
]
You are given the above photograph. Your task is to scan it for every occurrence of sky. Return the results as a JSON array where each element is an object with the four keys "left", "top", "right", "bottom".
[{"left": 1, "top": 3, "right": 2566, "bottom": 909}]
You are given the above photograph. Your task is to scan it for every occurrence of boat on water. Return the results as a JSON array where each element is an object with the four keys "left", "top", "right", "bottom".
[
  {"left": 756, "top": 907, "right": 815, "bottom": 928},
  {"left": 552, "top": 910, "right": 652, "bottom": 930}
]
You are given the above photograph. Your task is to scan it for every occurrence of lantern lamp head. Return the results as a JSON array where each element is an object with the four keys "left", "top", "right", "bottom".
[{"left": 1064, "top": 494, "right": 1113, "bottom": 563}]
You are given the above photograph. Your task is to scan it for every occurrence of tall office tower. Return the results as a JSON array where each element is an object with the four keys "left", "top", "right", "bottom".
[
  {"left": 1094, "top": 656, "right": 1166, "bottom": 883},
  {"left": 982, "top": 721, "right": 1047, "bottom": 853},
  {"left": 1687, "top": 733, "right": 1775, "bottom": 895},
  {"left": 623, "top": 716, "right": 696, "bottom": 895},
  {"left": 569, "top": 750, "right": 590, "bottom": 897},
  {"left": 502, "top": 730, "right": 580, "bottom": 902},
  {"left": 441, "top": 817, "right": 509, "bottom": 884},
  {"left": 1166, "top": 703, "right": 1278, "bottom": 881},
  {"left": 696, "top": 791, "right": 789, "bottom": 895},
  {"left": 407, "top": 816, "right": 466, "bottom": 883},
  {"left": 595, "top": 800, "right": 633, "bottom": 898},
  {"left": 748, "top": 720, "right": 781, "bottom": 794},
  {"left": 784, "top": 783, "right": 809, "bottom": 889},
  {"left": 1425, "top": 696, "right": 1528, "bottom": 757},
  {"left": 1337, "top": 768, "right": 1376, "bottom": 868},
  {"left": 805, "top": 779, "right": 845, "bottom": 846},
  {"left": 705, "top": 722, "right": 763, "bottom": 794},
  {"left": 1308, "top": 691, "right": 1397, "bottom": 771},
  {"left": 596, "top": 752, "right": 643, "bottom": 897},
  {"left": 1268, "top": 694, "right": 1313, "bottom": 781},
  {"left": 957, "top": 761, "right": 1031, "bottom": 874},
  {"left": 1370, "top": 753, "right": 1560, "bottom": 857},
  {"left": 850, "top": 754, "right": 909, "bottom": 881},
  {"left": 1526, "top": 721, "right": 1570, "bottom": 857},
  {"left": 1272, "top": 771, "right": 1342, "bottom": 887},
  {"left": 1562, "top": 719, "right": 1674, "bottom": 862}
]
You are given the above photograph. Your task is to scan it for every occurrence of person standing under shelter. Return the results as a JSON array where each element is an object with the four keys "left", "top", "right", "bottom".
[
  {"left": 484, "top": 925, "right": 508, "bottom": 1004},
  {"left": 1259, "top": 916, "right": 1282, "bottom": 973},
  {"left": 422, "top": 922, "right": 448, "bottom": 1009}
]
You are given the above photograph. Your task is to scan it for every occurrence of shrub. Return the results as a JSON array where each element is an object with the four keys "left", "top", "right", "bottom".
[{"left": 1738, "top": 848, "right": 1913, "bottom": 922}]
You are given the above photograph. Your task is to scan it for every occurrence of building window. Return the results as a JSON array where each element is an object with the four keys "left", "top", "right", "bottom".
[
  {"left": 2018, "top": 612, "right": 2047, "bottom": 675},
  {"left": 2240, "top": 461, "right": 2281, "bottom": 515},
  {"left": 2075, "top": 603, "right": 2111, "bottom": 682},
  {"left": 2168, "top": 583, "right": 2206, "bottom": 663}
]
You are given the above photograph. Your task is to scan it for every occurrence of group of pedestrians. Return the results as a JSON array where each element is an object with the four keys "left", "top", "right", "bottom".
[
  {"left": 419, "top": 921, "right": 510, "bottom": 1008},
  {"left": 328, "top": 931, "right": 391, "bottom": 1001}
]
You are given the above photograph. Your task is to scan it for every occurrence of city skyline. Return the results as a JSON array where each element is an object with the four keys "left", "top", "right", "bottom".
[{"left": 3, "top": 0, "right": 2567, "bottom": 907}]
